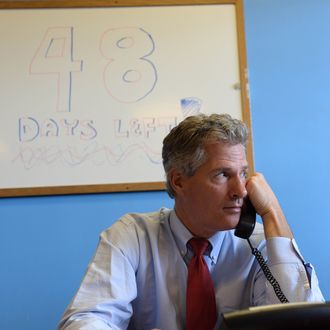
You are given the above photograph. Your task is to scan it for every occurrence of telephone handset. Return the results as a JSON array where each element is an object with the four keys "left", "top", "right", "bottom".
[
  {"left": 235, "top": 197, "right": 289, "bottom": 304},
  {"left": 234, "top": 197, "right": 256, "bottom": 239}
]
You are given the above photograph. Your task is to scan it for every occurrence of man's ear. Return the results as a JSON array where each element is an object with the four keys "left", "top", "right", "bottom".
[{"left": 169, "top": 168, "right": 185, "bottom": 195}]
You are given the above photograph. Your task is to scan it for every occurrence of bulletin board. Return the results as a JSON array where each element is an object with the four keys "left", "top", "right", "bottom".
[{"left": 0, "top": 0, "right": 253, "bottom": 197}]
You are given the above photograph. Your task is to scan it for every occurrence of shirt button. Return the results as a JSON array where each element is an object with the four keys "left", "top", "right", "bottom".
[{"left": 211, "top": 256, "right": 215, "bottom": 265}]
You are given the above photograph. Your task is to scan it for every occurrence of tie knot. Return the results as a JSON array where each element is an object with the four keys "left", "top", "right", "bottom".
[{"left": 189, "top": 238, "right": 209, "bottom": 256}]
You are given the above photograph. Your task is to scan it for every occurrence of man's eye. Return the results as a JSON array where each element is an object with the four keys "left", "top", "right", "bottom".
[
  {"left": 215, "top": 172, "right": 227, "bottom": 178},
  {"left": 241, "top": 171, "right": 248, "bottom": 179}
]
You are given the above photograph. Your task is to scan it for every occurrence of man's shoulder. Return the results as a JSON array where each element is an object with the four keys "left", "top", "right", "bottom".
[
  {"left": 119, "top": 207, "right": 172, "bottom": 226},
  {"left": 102, "top": 207, "right": 172, "bottom": 236},
  {"left": 99, "top": 208, "right": 174, "bottom": 260}
]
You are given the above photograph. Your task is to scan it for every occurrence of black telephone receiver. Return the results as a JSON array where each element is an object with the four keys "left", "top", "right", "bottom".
[
  {"left": 234, "top": 197, "right": 256, "bottom": 239},
  {"left": 234, "top": 197, "right": 290, "bottom": 303}
]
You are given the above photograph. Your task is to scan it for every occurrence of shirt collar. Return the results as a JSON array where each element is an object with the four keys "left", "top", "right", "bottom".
[{"left": 169, "top": 209, "right": 226, "bottom": 262}]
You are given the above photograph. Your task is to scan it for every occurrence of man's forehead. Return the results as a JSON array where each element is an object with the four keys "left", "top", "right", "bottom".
[
  {"left": 202, "top": 143, "right": 248, "bottom": 170},
  {"left": 205, "top": 142, "right": 246, "bottom": 158}
]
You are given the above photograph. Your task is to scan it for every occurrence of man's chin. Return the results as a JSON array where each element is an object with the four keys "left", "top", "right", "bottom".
[{"left": 220, "top": 216, "right": 240, "bottom": 231}]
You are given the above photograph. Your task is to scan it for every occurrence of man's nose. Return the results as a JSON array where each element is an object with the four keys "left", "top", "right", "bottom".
[{"left": 229, "top": 176, "right": 247, "bottom": 200}]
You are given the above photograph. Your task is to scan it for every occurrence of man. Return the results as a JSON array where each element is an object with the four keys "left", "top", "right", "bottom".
[{"left": 58, "top": 113, "right": 324, "bottom": 330}]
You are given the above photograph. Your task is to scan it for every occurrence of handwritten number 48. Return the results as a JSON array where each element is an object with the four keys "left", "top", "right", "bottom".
[{"left": 29, "top": 26, "right": 157, "bottom": 112}]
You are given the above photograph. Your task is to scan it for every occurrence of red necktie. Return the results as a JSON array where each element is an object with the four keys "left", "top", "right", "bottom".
[{"left": 186, "top": 238, "right": 217, "bottom": 330}]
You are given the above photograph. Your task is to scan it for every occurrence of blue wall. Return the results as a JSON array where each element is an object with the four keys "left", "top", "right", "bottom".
[
  {"left": 244, "top": 0, "right": 330, "bottom": 302},
  {"left": 1, "top": 1, "right": 330, "bottom": 329},
  {"left": 0, "top": 192, "right": 174, "bottom": 329}
]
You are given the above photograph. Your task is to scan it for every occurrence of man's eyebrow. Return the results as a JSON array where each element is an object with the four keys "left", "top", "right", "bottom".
[
  {"left": 219, "top": 164, "right": 249, "bottom": 170},
  {"left": 213, "top": 165, "right": 249, "bottom": 173}
]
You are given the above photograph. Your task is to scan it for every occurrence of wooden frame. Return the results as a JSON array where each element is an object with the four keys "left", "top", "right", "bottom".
[{"left": 0, "top": 0, "right": 253, "bottom": 197}]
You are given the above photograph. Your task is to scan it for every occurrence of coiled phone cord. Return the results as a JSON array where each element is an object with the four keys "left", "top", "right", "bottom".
[{"left": 247, "top": 238, "right": 290, "bottom": 304}]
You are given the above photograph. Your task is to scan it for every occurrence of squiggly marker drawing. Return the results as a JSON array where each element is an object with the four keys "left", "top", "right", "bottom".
[{"left": 13, "top": 141, "right": 161, "bottom": 170}]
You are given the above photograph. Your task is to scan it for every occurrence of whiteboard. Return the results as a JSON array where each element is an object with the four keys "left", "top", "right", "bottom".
[{"left": 0, "top": 0, "right": 253, "bottom": 197}]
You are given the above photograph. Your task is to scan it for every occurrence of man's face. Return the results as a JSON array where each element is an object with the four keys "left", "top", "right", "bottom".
[{"left": 174, "top": 142, "right": 249, "bottom": 238}]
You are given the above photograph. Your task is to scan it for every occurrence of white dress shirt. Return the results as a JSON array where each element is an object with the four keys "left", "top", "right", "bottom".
[{"left": 58, "top": 208, "right": 324, "bottom": 330}]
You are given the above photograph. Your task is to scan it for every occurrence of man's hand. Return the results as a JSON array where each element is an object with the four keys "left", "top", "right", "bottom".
[{"left": 246, "top": 173, "right": 293, "bottom": 239}]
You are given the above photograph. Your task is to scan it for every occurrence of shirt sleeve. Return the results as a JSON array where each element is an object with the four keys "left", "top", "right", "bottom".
[
  {"left": 58, "top": 221, "right": 139, "bottom": 330},
  {"left": 253, "top": 237, "right": 325, "bottom": 305}
]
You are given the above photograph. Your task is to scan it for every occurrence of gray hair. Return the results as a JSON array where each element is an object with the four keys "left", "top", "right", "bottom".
[{"left": 162, "top": 113, "right": 248, "bottom": 198}]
